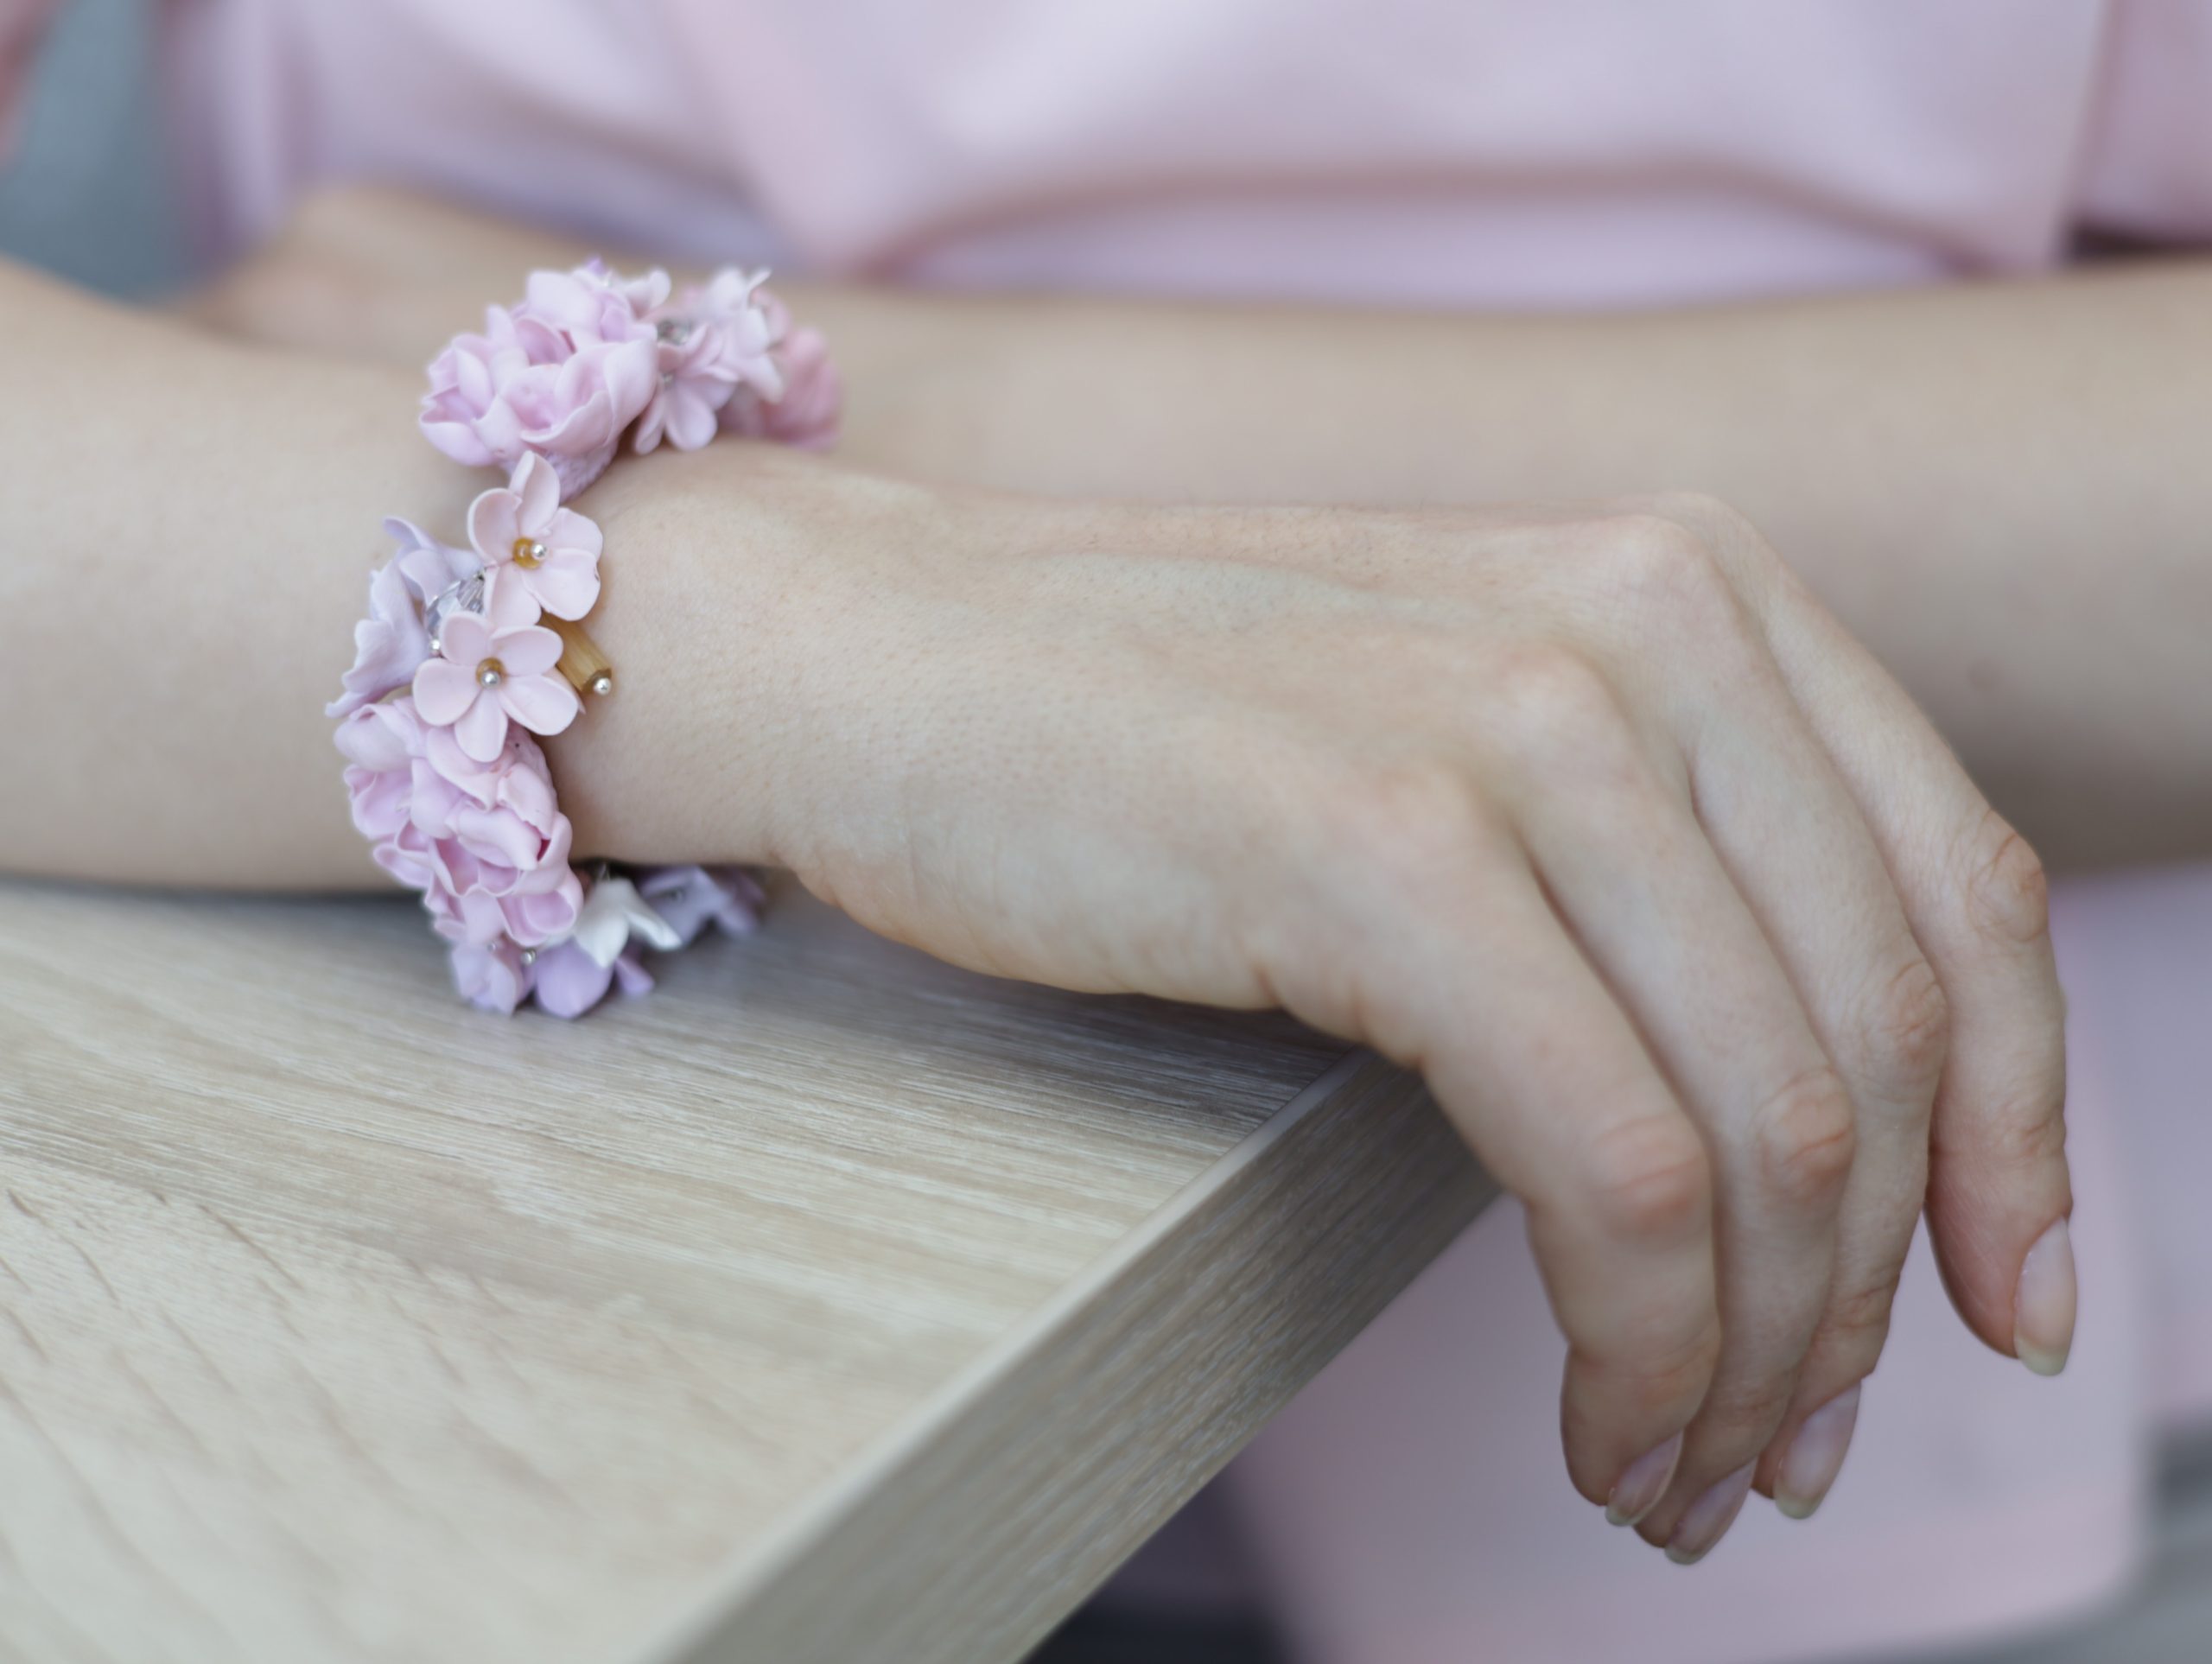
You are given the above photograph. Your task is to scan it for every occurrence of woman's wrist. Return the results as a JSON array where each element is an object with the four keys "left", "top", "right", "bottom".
[{"left": 542, "top": 447, "right": 982, "bottom": 876}]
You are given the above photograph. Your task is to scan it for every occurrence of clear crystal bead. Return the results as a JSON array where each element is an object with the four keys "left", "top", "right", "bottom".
[{"left": 425, "top": 572, "right": 485, "bottom": 654}]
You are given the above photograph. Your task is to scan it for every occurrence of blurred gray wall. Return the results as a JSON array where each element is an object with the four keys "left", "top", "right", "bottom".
[{"left": 0, "top": 0, "right": 186, "bottom": 295}]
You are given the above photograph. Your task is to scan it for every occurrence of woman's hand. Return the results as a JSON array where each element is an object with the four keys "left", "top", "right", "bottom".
[{"left": 560, "top": 454, "right": 2074, "bottom": 1561}]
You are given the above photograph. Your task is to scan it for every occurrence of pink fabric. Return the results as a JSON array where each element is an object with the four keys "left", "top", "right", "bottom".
[
  {"left": 125, "top": 0, "right": 2212, "bottom": 303},
  {"left": 7, "top": 0, "right": 2211, "bottom": 1654}
]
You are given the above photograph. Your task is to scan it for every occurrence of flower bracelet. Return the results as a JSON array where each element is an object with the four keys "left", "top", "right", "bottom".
[{"left": 328, "top": 261, "right": 840, "bottom": 1016}]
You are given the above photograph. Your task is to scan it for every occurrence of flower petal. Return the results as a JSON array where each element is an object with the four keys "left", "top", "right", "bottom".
[
  {"left": 546, "top": 505, "right": 602, "bottom": 561},
  {"left": 435, "top": 611, "right": 493, "bottom": 667},
  {"left": 467, "top": 487, "right": 523, "bottom": 566},
  {"left": 496, "top": 623, "right": 564, "bottom": 677},
  {"left": 483, "top": 568, "right": 543, "bottom": 632},
  {"left": 499, "top": 670, "right": 580, "bottom": 737},
  {"left": 527, "top": 552, "right": 601, "bottom": 620},
  {"left": 514, "top": 451, "right": 560, "bottom": 531},
  {"left": 453, "top": 690, "right": 511, "bottom": 761},
  {"left": 531, "top": 939, "right": 613, "bottom": 1019},
  {"left": 413, "top": 658, "right": 481, "bottom": 727}
]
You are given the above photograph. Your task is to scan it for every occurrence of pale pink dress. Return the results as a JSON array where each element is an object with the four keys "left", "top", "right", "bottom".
[{"left": 6, "top": 3, "right": 2210, "bottom": 1658}]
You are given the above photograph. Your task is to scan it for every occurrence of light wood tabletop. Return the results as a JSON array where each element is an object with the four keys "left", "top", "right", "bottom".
[{"left": 0, "top": 875, "right": 1493, "bottom": 1664}]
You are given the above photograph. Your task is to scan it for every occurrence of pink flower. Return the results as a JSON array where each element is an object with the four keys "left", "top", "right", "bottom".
[
  {"left": 410, "top": 757, "right": 572, "bottom": 889},
  {"left": 719, "top": 323, "right": 842, "bottom": 450},
  {"left": 634, "top": 320, "right": 739, "bottom": 454},
  {"left": 765, "top": 326, "right": 842, "bottom": 449},
  {"left": 635, "top": 865, "right": 766, "bottom": 945},
  {"left": 634, "top": 267, "right": 792, "bottom": 454},
  {"left": 500, "top": 872, "right": 587, "bottom": 947},
  {"left": 421, "top": 721, "right": 549, "bottom": 808},
  {"left": 327, "top": 558, "right": 431, "bottom": 719},
  {"left": 466, "top": 454, "right": 602, "bottom": 619},
  {"left": 336, "top": 697, "right": 429, "bottom": 839},
  {"left": 345, "top": 763, "right": 413, "bottom": 842},
  {"left": 409, "top": 840, "right": 582, "bottom": 948},
  {"left": 411, "top": 571, "right": 578, "bottom": 762},
  {"left": 531, "top": 938, "right": 654, "bottom": 1019},
  {"left": 385, "top": 517, "right": 480, "bottom": 603},
  {"left": 420, "top": 286, "right": 659, "bottom": 495},
  {"left": 524, "top": 262, "right": 670, "bottom": 347},
  {"left": 451, "top": 938, "right": 533, "bottom": 1015}
]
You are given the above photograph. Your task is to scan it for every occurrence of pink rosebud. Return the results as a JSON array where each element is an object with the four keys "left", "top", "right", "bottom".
[
  {"left": 420, "top": 283, "right": 659, "bottom": 495},
  {"left": 337, "top": 697, "right": 429, "bottom": 841},
  {"left": 334, "top": 695, "right": 427, "bottom": 772},
  {"left": 419, "top": 304, "right": 563, "bottom": 469},
  {"left": 412, "top": 570, "right": 578, "bottom": 762},
  {"left": 345, "top": 764, "right": 412, "bottom": 842},
  {"left": 501, "top": 868, "right": 586, "bottom": 948},
  {"left": 466, "top": 454, "right": 602, "bottom": 619},
  {"left": 524, "top": 263, "right": 669, "bottom": 347}
]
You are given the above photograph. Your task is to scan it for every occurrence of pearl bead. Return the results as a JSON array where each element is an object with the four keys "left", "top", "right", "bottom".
[
  {"left": 588, "top": 671, "right": 615, "bottom": 697},
  {"left": 477, "top": 658, "right": 506, "bottom": 689},
  {"left": 512, "top": 537, "right": 546, "bottom": 569}
]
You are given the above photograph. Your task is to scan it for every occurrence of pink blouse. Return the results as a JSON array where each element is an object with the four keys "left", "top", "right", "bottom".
[{"left": 5, "top": 3, "right": 2210, "bottom": 1660}]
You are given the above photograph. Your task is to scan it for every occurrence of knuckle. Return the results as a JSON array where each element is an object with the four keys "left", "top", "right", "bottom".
[
  {"left": 1960, "top": 809, "right": 2051, "bottom": 945},
  {"left": 1751, "top": 1068, "right": 1859, "bottom": 1210},
  {"left": 1938, "top": 1074, "right": 2070, "bottom": 1173},
  {"left": 1687, "top": 1375, "right": 1793, "bottom": 1445},
  {"left": 1818, "top": 1277, "right": 1901, "bottom": 1359},
  {"left": 1594, "top": 508, "right": 1770, "bottom": 654},
  {"left": 1582, "top": 1113, "right": 1713, "bottom": 1245},
  {"left": 1574, "top": 1316, "right": 1724, "bottom": 1410},
  {"left": 1851, "top": 955, "right": 1951, "bottom": 1108},
  {"left": 1486, "top": 644, "right": 1636, "bottom": 759},
  {"left": 1602, "top": 511, "right": 1734, "bottom": 618}
]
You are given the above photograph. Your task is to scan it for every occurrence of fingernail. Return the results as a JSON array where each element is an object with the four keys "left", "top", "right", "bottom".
[
  {"left": 1665, "top": 1462, "right": 1755, "bottom": 1566},
  {"left": 2014, "top": 1216, "right": 2077, "bottom": 1376},
  {"left": 1605, "top": 1432, "right": 1684, "bottom": 1527},
  {"left": 1775, "top": 1384, "right": 1861, "bottom": 1520}
]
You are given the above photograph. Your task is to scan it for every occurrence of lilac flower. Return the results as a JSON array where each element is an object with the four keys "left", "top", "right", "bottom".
[
  {"left": 466, "top": 453, "right": 603, "bottom": 619},
  {"left": 327, "top": 558, "right": 431, "bottom": 719},
  {"left": 411, "top": 570, "right": 578, "bottom": 762},
  {"left": 420, "top": 276, "right": 660, "bottom": 495},
  {"left": 531, "top": 938, "right": 654, "bottom": 1019},
  {"left": 636, "top": 865, "right": 766, "bottom": 945},
  {"left": 450, "top": 938, "right": 533, "bottom": 1015}
]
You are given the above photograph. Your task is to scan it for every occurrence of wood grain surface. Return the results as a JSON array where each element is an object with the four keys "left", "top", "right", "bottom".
[{"left": 0, "top": 876, "right": 1491, "bottom": 1663}]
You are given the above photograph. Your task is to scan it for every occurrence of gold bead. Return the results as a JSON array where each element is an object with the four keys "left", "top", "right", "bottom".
[
  {"left": 512, "top": 537, "right": 546, "bottom": 569},
  {"left": 588, "top": 671, "right": 614, "bottom": 697}
]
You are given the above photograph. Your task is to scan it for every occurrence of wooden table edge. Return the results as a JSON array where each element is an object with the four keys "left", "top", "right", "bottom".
[{"left": 634, "top": 1048, "right": 1499, "bottom": 1664}]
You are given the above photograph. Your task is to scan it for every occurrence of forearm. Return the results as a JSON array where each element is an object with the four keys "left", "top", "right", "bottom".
[
  {"left": 193, "top": 190, "right": 2212, "bottom": 867},
  {"left": 721, "top": 266, "right": 2212, "bottom": 871},
  {"left": 0, "top": 257, "right": 480, "bottom": 885}
]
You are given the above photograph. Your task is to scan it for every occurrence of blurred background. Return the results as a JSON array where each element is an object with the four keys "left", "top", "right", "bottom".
[{"left": 6, "top": 4, "right": 2208, "bottom": 1661}]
